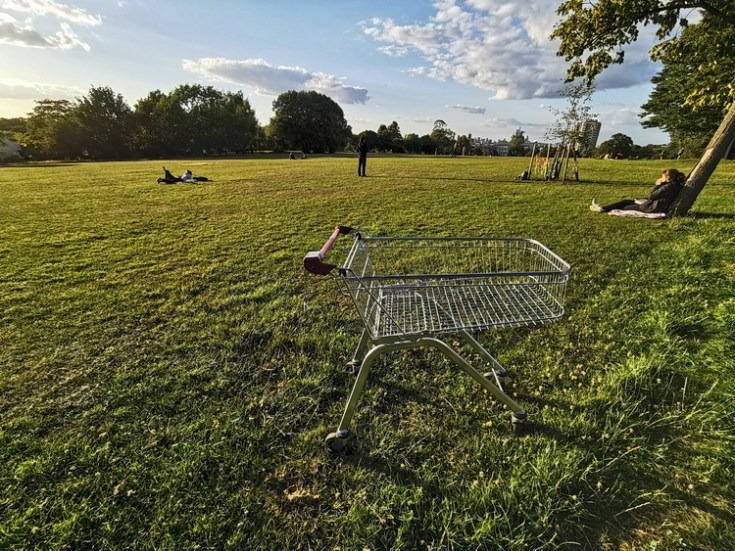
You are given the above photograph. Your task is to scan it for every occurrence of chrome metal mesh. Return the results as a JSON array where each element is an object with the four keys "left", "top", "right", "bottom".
[{"left": 337, "top": 237, "right": 570, "bottom": 340}]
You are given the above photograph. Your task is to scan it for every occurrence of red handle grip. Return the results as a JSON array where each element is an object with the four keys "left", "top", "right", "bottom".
[{"left": 303, "top": 225, "right": 353, "bottom": 275}]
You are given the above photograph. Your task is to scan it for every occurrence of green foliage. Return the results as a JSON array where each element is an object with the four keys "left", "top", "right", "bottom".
[
  {"left": 596, "top": 133, "right": 635, "bottom": 158},
  {"left": 1, "top": 157, "right": 734, "bottom": 548},
  {"left": 23, "top": 99, "right": 82, "bottom": 159},
  {"left": 552, "top": 1, "right": 735, "bottom": 85},
  {"left": 430, "top": 119, "right": 455, "bottom": 154},
  {"left": 507, "top": 129, "right": 527, "bottom": 156},
  {"left": 132, "top": 85, "right": 260, "bottom": 157},
  {"left": 268, "top": 90, "right": 351, "bottom": 153},
  {"left": 376, "top": 121, "right": 403, "bottom": 152},
  {"left": 642, "top": 17, "right": 735, "bottom": 158},
  {"left": 75, "top": 86, "right": 134, "bottom": 160},
  {"left": 545, "top": 80, "right": 598, "bottom": 155},
  {"left": 714, "top": 298, "right": 735, "bottom": 330}
]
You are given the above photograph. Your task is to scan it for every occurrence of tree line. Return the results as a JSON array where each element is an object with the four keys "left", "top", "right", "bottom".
[
  {"left": 0, "top": 86, "right": 528, "bottom": 161},
  {"left": 0, "top": 86, "right": 358, "bottom": 161}
]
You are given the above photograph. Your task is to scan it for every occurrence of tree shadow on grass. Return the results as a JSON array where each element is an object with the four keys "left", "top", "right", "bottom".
[
  {"left": 685, "top": 211, "right": 735, "bottom": 220},
  {"left": 367, "top": 174, "right": 498, "bottom": 184},
  {"left": 6, "top": 161, "right": 80, "bottom": 168}
]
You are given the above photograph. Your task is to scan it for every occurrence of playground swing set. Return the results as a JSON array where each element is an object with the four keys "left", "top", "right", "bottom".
[{"left": 518, "top": 142, "right": 580, "bottom": 183}]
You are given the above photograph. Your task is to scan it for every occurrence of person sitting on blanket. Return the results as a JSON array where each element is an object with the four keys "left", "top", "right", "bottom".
[
  {"left": 157, "top": 167, "right": 209, "bottom": 184},
  {"left": 590, "top": 168, "right": 686, "bottom": 214}
]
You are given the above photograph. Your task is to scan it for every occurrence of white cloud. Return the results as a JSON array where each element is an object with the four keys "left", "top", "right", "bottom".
[
  {"left": 0, "top": 12, "right": 89, "bottom": 49},
  {"left": 0, "top": 0, "right": 98, "bottom": 50},
  {"left": 447, "top": 104, "right": 486, "bottom": 114},
  {"left": 0, "top": 77, "right": 85, "bottom": 101},
  {"left": 363, "top": 0, "right": 658, "bottom": 100},
  {"left": 484, "top": 116, "right": 546, "bottom": 128},
  {"left": 0, "top": 0, "right": 101, "bottom": 26},
  {"left": 183, "top": 58, "right": 370, "bottom": 105}
]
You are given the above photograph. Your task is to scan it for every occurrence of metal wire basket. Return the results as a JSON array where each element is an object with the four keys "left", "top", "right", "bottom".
[{"left": 304, "top": 226, "right": 571, "bottom": 451}]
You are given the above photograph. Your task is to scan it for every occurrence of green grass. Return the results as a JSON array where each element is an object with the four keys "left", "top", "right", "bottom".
[{"left": 1, "top": 155, "right": 734, "bottom": 549}]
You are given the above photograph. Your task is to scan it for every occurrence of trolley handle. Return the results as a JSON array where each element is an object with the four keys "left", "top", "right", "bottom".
[{"left": 303, "top": 225, "right": 354, "bottom": 275}]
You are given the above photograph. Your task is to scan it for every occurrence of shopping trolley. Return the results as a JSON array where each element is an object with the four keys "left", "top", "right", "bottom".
[{"left": 304, "top": 226, "right": 571, "bottom": 452}]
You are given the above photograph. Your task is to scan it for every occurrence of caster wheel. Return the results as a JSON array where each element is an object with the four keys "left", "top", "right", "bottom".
[
  {"left": 325, "top": 430, "right": 351, "bottom": 452},
  {"left": 510, "top": 411, "right": 529, "bottom": 435},
  {"left": 483, "top": 368, "right": 508, "bottom": 379}
]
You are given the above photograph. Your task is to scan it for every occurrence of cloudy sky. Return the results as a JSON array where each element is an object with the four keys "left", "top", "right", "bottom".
[{"left": 0, "top": 0, "right": 669, "bottom": 144}]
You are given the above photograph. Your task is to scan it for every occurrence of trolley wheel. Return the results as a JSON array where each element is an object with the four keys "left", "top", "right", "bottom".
[
  {"left": 325, "top": 430, "right": 351, "bottom": 453},
  {"left": 510, "top": 411, "right": 529, "bottom": 436},
  {"left": 484, "top": 368, "right": 508, "bottom": 379}
]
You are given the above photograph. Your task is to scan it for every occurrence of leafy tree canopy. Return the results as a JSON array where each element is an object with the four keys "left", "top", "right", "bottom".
[
  {"left": 76, "top": 86, "right": 133, "bottom": 159},
  {"left": 508, "top": 129, "right": 528, "bottom": 156},
  {"left": 640, "top": 15, "right": 735, "bottom": 157},
  {"left": 596, "top": 133, "right": 635, "bottom": 158},
  {"left": 377, "top": 121, "right": 403, "bottom": 152},
  {"left": 268, "top": 90, "right": 351, "bottom": 153},
  {"left": 545, "top": 80, "right": 597, "bottom": 155},
  {"left": 552, "top": 1, "right": 735, "bottom": 215},
  {"left": 553, "top": 1, "right": 735, "bottom": 87},
  {"left": 24, "top": 99, "right": 81, "bottom": 159}
]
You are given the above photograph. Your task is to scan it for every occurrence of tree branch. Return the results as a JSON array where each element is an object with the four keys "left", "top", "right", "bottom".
[{"left": 695, "top": 1, "right": 735, "bottom": 26}]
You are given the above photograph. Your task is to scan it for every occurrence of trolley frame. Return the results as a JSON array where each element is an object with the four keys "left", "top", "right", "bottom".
[{"left": 304, "top": 226, "right": 571, "bottom": 451}]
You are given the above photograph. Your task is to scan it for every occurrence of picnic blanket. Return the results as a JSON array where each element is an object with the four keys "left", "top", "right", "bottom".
[{"left": 608, "top": 209, "right": 667, "bottom": 219}]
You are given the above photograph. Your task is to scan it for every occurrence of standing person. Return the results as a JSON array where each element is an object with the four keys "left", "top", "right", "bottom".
[
  {"left": 357, "top": 134, "right": 368, "bottom": 177},
  {"left": 590, "top": 168, "right": 686, "bottom": 214}
]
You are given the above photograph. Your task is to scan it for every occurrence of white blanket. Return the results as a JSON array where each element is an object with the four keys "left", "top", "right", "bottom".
[{"left": 608, "top": 209, "right": 667, "bottom": 219}]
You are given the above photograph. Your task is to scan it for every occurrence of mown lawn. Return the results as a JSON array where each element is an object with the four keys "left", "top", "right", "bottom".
[{"left": 1, "top": 155, "right": 734, "bottom": 549}]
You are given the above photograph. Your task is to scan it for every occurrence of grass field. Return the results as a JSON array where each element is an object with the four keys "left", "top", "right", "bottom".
[{"left": 1, "top": 155, "right": 734, "bottom": 549}]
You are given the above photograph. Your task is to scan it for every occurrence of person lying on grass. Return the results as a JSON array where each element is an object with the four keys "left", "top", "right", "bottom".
[
  {"left": 157, "top": 167, "right": 210, "bottom": 184},
  {"left": 590, "top": 168, "right": 686, "bottom": 215}
]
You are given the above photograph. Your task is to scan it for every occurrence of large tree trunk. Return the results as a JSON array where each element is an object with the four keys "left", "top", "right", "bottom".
[{"left": 669, "top": 101, "right": 735, "bottom": 217}]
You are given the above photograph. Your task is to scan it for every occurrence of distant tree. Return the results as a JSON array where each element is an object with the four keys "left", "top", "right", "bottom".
[
  {"left": 132, "top": 85, "right": 260, "bottom": 157},
  {"left": 268, "top": 90, "right": 351, "bottom": 153},
  {"left": 596, "top": 133, "right": 635, "bottom": 158},
  {"left": 131, "top": 90, "right": 181, "bottom": 157},
  {"left": 24, "top": 99, "right": 82, "bottom": 159},
  {"left": 358, "top": 130, "right": 378, "bottom": 151},
  {"left": 419, "top": 134, "right": 437, "bottom": 154},
  {"left": 375, "top": 124, "right": 391, "bottom": 152},
  {"left": 630, "top": 143, "right": 658, "bottom": 160},
  {"left": 169, "top": 85, "right": 259, "bottom": 155},
  {"left": 403, "top": 133, "right": 421, "bottom": 154},
  {"left": 0, "top": 118, "right": 26, "bottom": 150},
  {"left": 377, "top": 121, "right": 403, "bottom": 152},
  {"left": 430, "top": 120, "right": 454, "bottom": 154},
  {"left": 456, "top": 134, "right": 471, "bottom": 155},
  {"left": 75, "top": 86, "right": 133, "bottom": 159},
  {"left": 545, "top": 80, "right": 597, "bottom": 156},
  {"left": 0, "top": 117, "right": 26, "bottom": 134},
  {"left": 508, "top": 129, "right": 528, "bottom": 156}
]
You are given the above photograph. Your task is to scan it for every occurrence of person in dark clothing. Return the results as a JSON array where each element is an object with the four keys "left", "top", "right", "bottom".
[
  {"left": 357, "top": 135, "right": 368, "bottom": 177},
  {"left": 157, "top": 166, "right": 183, "bottom": 184},
  {"left": 590, "top": 168, "right": 686, "bottom": 214},
  {"left": 157, "top": 166, "right": 210, "bottom": 184}
]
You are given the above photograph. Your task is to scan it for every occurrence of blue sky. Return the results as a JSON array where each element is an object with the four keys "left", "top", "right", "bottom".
[{"left": 0, "top": 0, "right": 670, "bottom": 145}]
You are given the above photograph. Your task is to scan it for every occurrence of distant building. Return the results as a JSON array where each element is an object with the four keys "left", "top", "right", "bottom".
[
  {"left": 493, "top": 140, "right": 510, "bottom": 156},
  {"left": 577, "top": 119, "right": 601, "bottom": 153}
]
